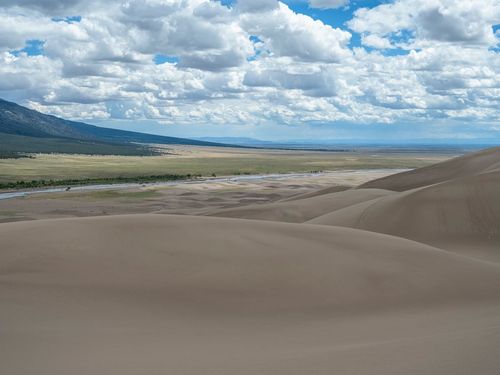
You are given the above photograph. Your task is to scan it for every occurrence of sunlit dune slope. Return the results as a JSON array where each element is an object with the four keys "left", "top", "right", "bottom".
[
  {"left": 2, "top": 214, "right": 500, "bottom": 375},
  {"left": 209, "top": 188, "right": 393, "bottom": 223},
  {"left": 359, "top": 146, "right": 500, "bottom": 192},
  {"left": 310, "top": 170, "right": 500, "bottom": 261}
]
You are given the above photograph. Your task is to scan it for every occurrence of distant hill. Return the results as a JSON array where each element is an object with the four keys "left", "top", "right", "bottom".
[
  {"left": 0, "top": 98, "right": 228, "bottom": 156},
  {"left": 197, "top": 137, "right": 275, "bottom": 147}
]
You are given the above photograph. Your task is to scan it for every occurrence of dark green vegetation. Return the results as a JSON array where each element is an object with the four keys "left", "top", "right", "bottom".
[
  {"left": 0, "top": 133, "right": 157, "bottom": 156},
  {"left": 0, "top": 173, "right": 201, "bottom": 190},
  {"left": 0, "top": 98, "right": 227, "bottom": 156},
  {"left": 0, "top": 150, "right": 32, "bottom": 159}
]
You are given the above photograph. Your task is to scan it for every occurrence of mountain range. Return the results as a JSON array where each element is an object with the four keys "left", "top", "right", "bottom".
[{"left": 0, "top": 98, "right": 227, "bottom": 156}]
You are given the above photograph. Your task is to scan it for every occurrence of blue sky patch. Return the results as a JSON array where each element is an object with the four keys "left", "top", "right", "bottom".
[
  {"left": 52, "top": 16, "right": 82, "bottom": 23},
  {"left": 389, "top": 29, "right": 414, "bottom": 45},
  {"left": 250, "top": 35, "right": 263, "bottom": 44},
  {"left": 10, "top": 39, "right": 45, "bottom": 57},
  {"left": 154, "top": 54, "right": 180, "bottom": 65},
  {"left": 282, "top": 0, "right": 386, "bottom": 29},
  {"left": 247, "top": 53, "right": 261, "bottom": 62},
  {"left": 219, "top": 0, "right": 234, "bottom": 7},
  {"left": 381, "top": 48, "right": 412, "bottom": 56},
  {"left": 490, "top": 24, "right": 500, "bottom": 52},
  {"left": 248, "top": 35, "right": 265, "bottom": 61}
]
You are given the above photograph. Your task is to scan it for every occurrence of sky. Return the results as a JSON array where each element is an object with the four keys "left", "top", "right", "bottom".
[{"left": 0, "top": 0, "right": 499, "bottom": 142}]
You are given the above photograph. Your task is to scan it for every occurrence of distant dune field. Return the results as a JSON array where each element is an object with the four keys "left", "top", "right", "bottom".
[{"left": 1, "top": 147, "right": 500, "bottom": 375}]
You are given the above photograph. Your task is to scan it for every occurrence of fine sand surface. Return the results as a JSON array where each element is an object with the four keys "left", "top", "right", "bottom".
[
  {"left": 309, "top": 170, "right": 500, "bottom": 262},
  {"left": 360, "top": 146, "right": 500, "bottom": 191},
  {"left": 1, "top": 147, "right": 500, "bottom": 374},
  {"left": 1, "top": 214, "right": 500, "bottom": 375},
  {"left": 209, "top": 187, "right": 394, "bottom": 223}
]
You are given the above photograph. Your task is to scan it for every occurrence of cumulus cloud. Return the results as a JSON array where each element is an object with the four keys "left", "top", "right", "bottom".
[
  {"left": 361, "top": 34, "right": 392, "bottom": 49},
  {"left": 0, "top": 0, "right": 83, "bottom": 11},
  {"left": 240, "top": 3, "right": 352, "bottom": 62},
  {"left": 349, "top": 0, "right": 500, "bottom": 48},
  {"left": 416, "top": 7, "right": 492, "bottom": 44},
  {"left": 0, "top": 0, "right": 497, "bottom": 135}
]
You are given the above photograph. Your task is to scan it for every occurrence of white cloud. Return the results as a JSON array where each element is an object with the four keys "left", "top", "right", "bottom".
[
  {"left": 349, "top": 0, "right": 500, "bottom": 49},
  {"left": 0, "top": 0, "right": 497, "bottom": 137},
  {"left": 240, "top": 3, "right": 352, "bottom": 63},
  {"left": 361, "top": 34, "right": 392, "bottom": 49}
]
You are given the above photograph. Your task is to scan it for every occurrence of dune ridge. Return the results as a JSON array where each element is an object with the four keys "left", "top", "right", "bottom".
[
  {"left": 1, "top": 214, "right": 499, "bottom": 312},
  {"left": 207, "top": 146, "right": 500, "bottom": 262},
  {"left": 1, "top": 214, "right": 500, "bottom": 375},
  {"left": 309, "top": 169, "right": 500, "bottom": 262},
  {"left": 359, "top": 146, "right": 500, "bottom": 191},
  {"left": 209, "top": 188, "right": 393, "bottom": 223}
]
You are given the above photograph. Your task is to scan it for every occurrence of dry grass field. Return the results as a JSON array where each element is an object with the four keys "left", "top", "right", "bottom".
[{"left": 0, "top": 145, "right": 452, "bottom": 184}]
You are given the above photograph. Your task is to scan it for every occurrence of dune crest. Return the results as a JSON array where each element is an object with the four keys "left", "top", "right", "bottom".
[
  {"left": 1, "top": 214, "right": 499, "bottom": 311},
  {"left": 209, "top": 188, "right": 393, "bottom": 223},
  {"left": 310, "top": 170, "right": 500, "bottom": 262},
  {"left": 359, "top": 146, "right": 500, "bottom": 191},
  {"left": 2, "top": 214, "right": 500, "bottom": 375}
]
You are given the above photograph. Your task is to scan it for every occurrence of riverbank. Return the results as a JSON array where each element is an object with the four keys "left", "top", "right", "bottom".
[
  {"left": 0, "top": 169, "right": 403, "bottom": 221},
  {"left": 1, "top": 170, "right": 409, "bottom": 201},
  {"left": 0, "top": 145, "right": 453, "bottom": 185}
]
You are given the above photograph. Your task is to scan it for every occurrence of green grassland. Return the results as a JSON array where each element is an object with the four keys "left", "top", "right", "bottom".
[{"left": 0, "top": 147, "right": 451, "bottom": 189}]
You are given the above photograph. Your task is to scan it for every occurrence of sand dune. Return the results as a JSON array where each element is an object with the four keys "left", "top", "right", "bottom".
[
  {"left": 279, "top": 184, "right": 350, "bottom": 201},
  {"left": 2, "top": 147, "right": 500, "bottom": 374},
  {"left": 2, "top": 214, "right": 498, "bottom": 312},
  {"left": 1, "top": 214, "right": 500, "bottom": 375},
  {"left": 309, "top": 170, "right": 500, "bottom": 262},
  {"left": 209, "top": 188, "right": 393, "bottom": 223},
  {"left": 360, "top": 146, "right": 500, "bottom": 191}
]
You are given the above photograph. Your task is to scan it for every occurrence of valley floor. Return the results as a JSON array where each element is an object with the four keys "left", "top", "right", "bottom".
[
  {"left": 0, "top": 145, "right": 452, "bottom": 184},
  {"left": 0, "top": 168, "right": 398, "bottom": 222}
]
